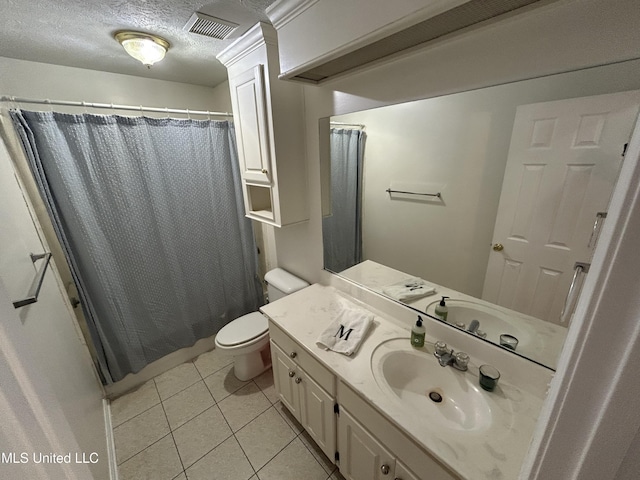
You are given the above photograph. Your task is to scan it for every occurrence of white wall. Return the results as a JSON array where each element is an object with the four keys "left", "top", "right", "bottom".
[
  {"left": 0, "top": 57, "right": 227, "bottom": 113},
  {"left": 331, "top": 60, "right": 640, "bottom": 297}
]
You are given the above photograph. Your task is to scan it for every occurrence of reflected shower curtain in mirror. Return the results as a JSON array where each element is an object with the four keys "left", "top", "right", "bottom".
[
  {"left": 323, "top": 128, "right": 366, "bottom": 272},
  {"left": 11, "top": 111, "right": 263, "bottom": 383}
]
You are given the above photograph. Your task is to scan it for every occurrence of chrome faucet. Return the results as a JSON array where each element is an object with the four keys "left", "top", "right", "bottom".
[
  {"left": 467, "top": 319, "right": 480, "bottom": 334},
  {"left": 433, "top": 341, "right": 469, "bottom": 371},
  {"left": 465, "top": 319, "right": 487, "bottom": 338}
]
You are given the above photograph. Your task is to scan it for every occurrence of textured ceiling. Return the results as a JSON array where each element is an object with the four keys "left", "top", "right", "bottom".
[{"left": 0, "top": 0, "right": 276, "bottom": 87}]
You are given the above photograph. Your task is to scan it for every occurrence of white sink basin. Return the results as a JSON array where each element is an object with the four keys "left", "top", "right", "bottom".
[
  {"left": 426, "top": 299, "right": 534, "bottom": 351},
  {"left": 371, "top": 339, "right": 495, "bottom": 432}
]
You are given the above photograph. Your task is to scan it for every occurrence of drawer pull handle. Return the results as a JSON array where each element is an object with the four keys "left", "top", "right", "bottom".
[
  {"left": 288, "top": 371, "right": 295, "bottom": 378},
  {"left": 295, "top": 377, "right": 302, "bottom": 384},
  {"left": 289, "top": 351, "right": 297, "bottom": 359},
  {"left": 381, "top": 464, "right": 390, "bottom": 475}
]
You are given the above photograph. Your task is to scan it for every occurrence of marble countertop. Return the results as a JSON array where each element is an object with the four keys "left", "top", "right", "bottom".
[
  {"left": 340, "top": 260, "right": 568, "bottom": 370},
  {"left": 261, "top": 283, "right": 544, "bottom": 480}
]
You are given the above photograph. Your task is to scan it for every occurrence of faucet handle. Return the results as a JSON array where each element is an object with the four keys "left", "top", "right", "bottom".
[
  {"left": 434, "top": 341, "right": 448, "bottom": 356},
  {"left": 454, "top": 352, "right": 470, "bottom": 371}
]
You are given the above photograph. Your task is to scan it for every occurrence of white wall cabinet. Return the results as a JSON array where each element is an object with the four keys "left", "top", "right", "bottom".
[
  {"left": 217, "top": 22, "right": 308, "bottom": 227},
  {"left": 232, "top": 64, "right": 272, "bottom": 185},
  {"left": 269, "top": 326, "right": 336, "bottom": 461}
]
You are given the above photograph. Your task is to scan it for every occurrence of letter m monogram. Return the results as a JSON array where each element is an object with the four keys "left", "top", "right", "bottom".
[{"left": 335, "top": 324, "right": 354, "bottom": 341}]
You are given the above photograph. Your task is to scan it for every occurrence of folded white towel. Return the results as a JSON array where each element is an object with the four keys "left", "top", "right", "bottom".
[
  {"left": 382, "top": 277, "right": 436, "bottom": 302},
  {"left": 316, "top": 308, "right": 373, "bottom": 356}
]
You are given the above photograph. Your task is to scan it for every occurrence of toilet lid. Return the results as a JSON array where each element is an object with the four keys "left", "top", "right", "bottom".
[{"left": 216, "top": 312, "right": 268, "bottom": 347}]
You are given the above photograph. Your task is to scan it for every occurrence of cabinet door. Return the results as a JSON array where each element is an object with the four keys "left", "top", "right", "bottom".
[
  {"left": 298, "top": 370, "right": 336, "bottom": 463},
  {"left": 232, "top": 64, "right": 272, "bottom": 184},
  {"left": 270, "top": 340, "right": 299, "bottom": 418},
  {"left": 394, "top": 460, "right": 420, "bottom": 480},
  {"left": 338, "top": 408, "right": 395, "bottom": 480}
]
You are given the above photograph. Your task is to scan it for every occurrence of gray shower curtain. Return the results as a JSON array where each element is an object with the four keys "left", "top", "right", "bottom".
[
  {"left": 323, "top": 128, "right": 366, "bottom": 273},
  {"left": 11, "top": 110, "right": 263, "bottom": 383}
]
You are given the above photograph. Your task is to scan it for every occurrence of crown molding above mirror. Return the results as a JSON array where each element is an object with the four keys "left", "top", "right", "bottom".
[{"left": 321, "top": 58, "right": 640, "bottom": 370}]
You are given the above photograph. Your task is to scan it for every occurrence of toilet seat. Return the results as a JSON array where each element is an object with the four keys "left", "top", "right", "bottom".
[{"left": 216, "top": 312, "right": 268, "bottom": 347}]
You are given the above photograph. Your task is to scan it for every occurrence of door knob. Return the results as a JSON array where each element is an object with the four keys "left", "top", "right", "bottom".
[
  {"left": 380, "top": 464, "right": 390, "bottom": 475},
  {"left": 492, "top": 243, "right": 504, "bottom": 252},
  {"left": 295, "top": 377, "right": 302, "bottom": 384},
  {"left": 288, "top": 371, "right": 295, "bottom": 378}
]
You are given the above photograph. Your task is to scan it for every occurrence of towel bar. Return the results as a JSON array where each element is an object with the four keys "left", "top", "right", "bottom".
[
  {"left": 13, "top": 252, "right": 52, "bottom": 309},
  {"left": 386, "top": 188, "right": 441, "bottom": 198}
]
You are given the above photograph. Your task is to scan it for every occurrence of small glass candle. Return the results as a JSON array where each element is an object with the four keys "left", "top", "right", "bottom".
[
  {"left": 479, "top": 364, "right": 500, "bottom": 391},
  {"left": 500, "top": 334, "right": 519, "bottom": 351}
]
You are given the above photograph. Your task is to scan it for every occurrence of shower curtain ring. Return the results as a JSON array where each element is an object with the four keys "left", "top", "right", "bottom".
[
  {"left": 139, "top": 105, "right": 144, "bottom": 117},
  {"left": 165, "top": 107, "right": 169, "bottom": 118},
  {"left": 45, "top": 98, "right": 52, "bottom": 112},
  {"left": 82, "top": 101, "right": 88, "bottom": 114},
  {"left": 186, "top": 108, "right": 191, "bottom": 120}
]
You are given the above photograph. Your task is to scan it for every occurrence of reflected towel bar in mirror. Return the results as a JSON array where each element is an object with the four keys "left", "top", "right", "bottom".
[
  {"left": 386, "top": 188, "right": 442, "bottom": 198},
  {"left": 13, "top": 252, "right": 52, "bottom": 308}
]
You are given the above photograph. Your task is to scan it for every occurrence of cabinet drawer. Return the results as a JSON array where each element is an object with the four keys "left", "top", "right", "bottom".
[
  {"left": 338, "top": 382, "right": 458, "bottom": 480},
  {"left": 269, "top": 321, "right": 335, "bottom": 395}
]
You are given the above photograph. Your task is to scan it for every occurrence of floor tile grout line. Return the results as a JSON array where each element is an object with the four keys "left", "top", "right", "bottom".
[
  {"left": 233, "top": 431, "right": 258, "bottom": 477},
  {"left": 201, "top": 374, "right": 248, "bottom": 404},
  {"left": 180, "top": 430, "right": 235, "bottom": 473},
  {"left": 298, "top": 431, "right": 335, "bottom": 476},
  {"left": 153, "top": 380, "right": 188, "bottom": 477},
  {"left": 253, "top": 435, "right": 300, "bottom": 477},
  {"left": 111, "top": 397, "right": 162, "bottom": 430},
  {"left": 204, "top": 389, "right": 258, "bottom": 478},
  {"left": 114, "top": 431, "right": 173, "bottom": 467}
]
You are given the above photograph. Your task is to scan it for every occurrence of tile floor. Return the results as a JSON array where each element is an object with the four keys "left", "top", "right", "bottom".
[{"left": 110, "top": 348, "right": 346, "bottom": 480}]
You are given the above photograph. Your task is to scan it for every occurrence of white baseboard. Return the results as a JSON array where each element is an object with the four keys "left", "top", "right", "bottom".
[
  {"left": 104, "top": 335, "right": 218, "bottom": 399},
  {"left": 103, "top": 399, "right": 118, "bottom": 480}
]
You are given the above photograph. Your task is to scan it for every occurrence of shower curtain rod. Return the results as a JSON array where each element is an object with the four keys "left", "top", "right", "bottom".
[
  {"left": 330, "top": 121, "right": 365, "bottom": 129},
  {"left": 0, "top": 95, "right": 233, "bottom": 117}
]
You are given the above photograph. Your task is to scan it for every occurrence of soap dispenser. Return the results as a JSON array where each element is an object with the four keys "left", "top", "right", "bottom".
[
  {"left": 434, "top": 296, "right": 450, "bottom": 322},
  {"left": 411, "top": 316, "right": 426, "bottom": 348}
]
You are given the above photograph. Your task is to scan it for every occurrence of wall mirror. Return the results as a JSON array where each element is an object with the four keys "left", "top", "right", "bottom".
[{"left": 321, "top": 58, "right": 640, "bottom": 370}]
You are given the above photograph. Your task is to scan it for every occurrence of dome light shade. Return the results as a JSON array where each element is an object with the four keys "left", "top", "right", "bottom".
[{"left": 115, "top": 31, "right": 170, "bottom": 68}]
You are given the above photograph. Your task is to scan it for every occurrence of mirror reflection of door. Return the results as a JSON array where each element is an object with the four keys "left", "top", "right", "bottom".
[{"left": 483, "top": 91, "right": 640, "bottom": 324}]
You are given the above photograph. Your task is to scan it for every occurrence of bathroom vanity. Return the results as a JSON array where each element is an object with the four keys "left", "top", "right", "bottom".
[{"left": 261, "top": 283, "right": 550, "bottom": 480}]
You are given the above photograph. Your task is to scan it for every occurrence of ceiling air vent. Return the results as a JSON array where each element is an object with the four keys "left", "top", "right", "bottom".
[{"left": 184, "top": 12, "right": 239, "bottom": 40}]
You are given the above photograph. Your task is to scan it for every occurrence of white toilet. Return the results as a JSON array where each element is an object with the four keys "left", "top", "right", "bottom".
[{"left": 214, "top": 268, "right": 309, "bottom": 381}]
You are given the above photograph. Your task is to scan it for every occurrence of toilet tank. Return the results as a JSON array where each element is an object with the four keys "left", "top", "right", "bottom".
[{"left": 264, "top": 268, "right": 309, "bottom": 302}]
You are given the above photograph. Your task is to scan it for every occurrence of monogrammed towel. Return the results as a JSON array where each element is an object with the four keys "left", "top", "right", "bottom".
[{"left": 316, "top": 308, "right": 373, "bottom": 356}]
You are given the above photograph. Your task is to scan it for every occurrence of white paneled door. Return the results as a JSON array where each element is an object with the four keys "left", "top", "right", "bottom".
[
  {"left": 483, "top": 91, "right": 640, "bottom": 324},
  {"left": 0, "top": 137, "right": 108, "bottom": 479}
]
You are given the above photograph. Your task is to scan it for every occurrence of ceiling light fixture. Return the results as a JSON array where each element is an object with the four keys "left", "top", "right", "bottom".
[{"left": 114, "top": 31, "right": 170, "bottom": 68}]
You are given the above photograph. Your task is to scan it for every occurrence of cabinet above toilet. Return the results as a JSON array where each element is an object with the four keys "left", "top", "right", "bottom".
[{"left": 217, "top": 23, "right": 309, "bottom": 227}]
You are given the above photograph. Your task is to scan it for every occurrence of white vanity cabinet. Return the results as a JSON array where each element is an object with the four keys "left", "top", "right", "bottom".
[
  {"left": 269, "top": 322, "right": 336, "bottom": 461},
  {"left": 217, "top": 22, "right": 308, "bottom": 227},
  {"left": 338, "top": 382, "right": 457, "bottom": 480}
]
